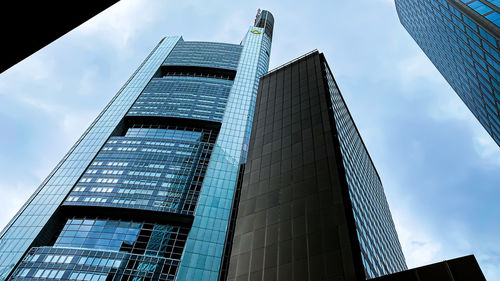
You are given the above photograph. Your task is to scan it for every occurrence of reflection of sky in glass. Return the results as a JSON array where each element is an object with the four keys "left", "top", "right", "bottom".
[
  {"left": 55, "top": 219, "right": 141, "bottom": 252},
  {"left": 130, "top": 76, "right": 233, "bottom": 123},
  {"left": 53, "top": 218, "right": 187, "bottom": 260},
  {"left": 162, "top": 41, "right": 243, "bottom": 70},
  {"left": 397, "top": 0, "right": 500, "bottom": 146},
  {"left": 125, "top": 128, "right": 203, "bottom": 142}
]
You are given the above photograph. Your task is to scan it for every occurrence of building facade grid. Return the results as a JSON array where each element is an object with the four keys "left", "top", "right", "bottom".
[
  {"left": 0, "top": 36, "right": 181, "bottom": 279},
  {"left": 227, "top": 51, "right": 406, "bottom": 281},
  {"left": 322, "top": 60, "right": 407, "bottom": 278},
  {"left": 0, "top": 11, "right": 274, "bottom": 281},
  {"left": 396, "top": 0, "right": 500, "bottom": 146}
]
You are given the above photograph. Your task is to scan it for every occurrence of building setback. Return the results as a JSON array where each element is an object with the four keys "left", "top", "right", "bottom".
[
  {"left": 0, "top": 10, "right": 273, "bottom": 281},
  {"left": 227, "top": 51, "right": 407, "bottom": 281},
  {"left": 395, "top": 0, "right": 500, "bottom": 146},
  {"left": 371, "top": 255, "right": 486, "bottom": 281}
]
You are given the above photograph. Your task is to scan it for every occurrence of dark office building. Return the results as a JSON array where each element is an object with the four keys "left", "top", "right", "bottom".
[
  {"left": 371, "top": 255, "right": 486, "bottom": 281},
  {"left": 226, "top": 51, "right": 407, "bottom": 281},
  {"left": 0, "top": 10, "right": 273, "bottom": 281},
  {"left": 395, "top": 0, "right": 500, "bottom": 146}
]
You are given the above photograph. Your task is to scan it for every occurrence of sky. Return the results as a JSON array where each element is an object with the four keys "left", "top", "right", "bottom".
[{"left": 0, "top": 0, "right": 499, "bottom": 279}]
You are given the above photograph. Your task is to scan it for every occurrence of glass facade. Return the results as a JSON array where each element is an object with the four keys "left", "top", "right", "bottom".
[
  {"left": 322, "top": 59, "right": 407, "bottom": 278},
  {"left": 64, "top": 125, "right": 218, "bottom": 215},
  {"left": 395, "top": 0, "right": 500, "bottom": 146},
  {"left": 462, "top": 0, "right": 500, "bottom": 27},
  {"left": 163, "top": 41, "right": 243, "bottom": 71},
  {"left": 129, "top": 77, "right": 232, "bottom": 123},
  {"left": 175, "top": 26, "right": 272, "bottom": 280},
  {"left": 0, "top": 10, "right": 273, "bottom": 281}
]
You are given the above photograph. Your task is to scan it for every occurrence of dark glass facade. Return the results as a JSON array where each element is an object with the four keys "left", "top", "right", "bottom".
[
  {"left": 227, "top": 51, "right": 406, "bottom": 281},
  {"left": 371, "top": 255, "right": 486, "bottom": 281},
  {"left": 0, "top": 11, "right": 273, "bottom": 281},
  {"left": 395, "top": 0, "right": 500, "bottom": 146}
]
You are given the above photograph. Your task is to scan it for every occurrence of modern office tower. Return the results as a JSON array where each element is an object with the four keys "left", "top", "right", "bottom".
[
  {"left": 395, "top": 0, "right": 500, "bottom": 146},
  {"left": 0, "top": 10, "right": 273, "bottom": 281},
  {"left": 227, "top": 51, "right": 407, "bottom": 281}
]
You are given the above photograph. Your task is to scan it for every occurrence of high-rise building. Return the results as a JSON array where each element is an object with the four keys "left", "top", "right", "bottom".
[
  {"left": 395, "top": 0, "right": 500, "bottom": 146},
  {"left": 226, "top": 50, "right": 407, "bottom": 281},
  {"left": 0, "top": 10, "right": 273, "bottom": 281}
]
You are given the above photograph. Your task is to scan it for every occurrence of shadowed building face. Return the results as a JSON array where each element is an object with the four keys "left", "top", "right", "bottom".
[{"left": 227, "top": 51, "right": 407, "bottom": 281}]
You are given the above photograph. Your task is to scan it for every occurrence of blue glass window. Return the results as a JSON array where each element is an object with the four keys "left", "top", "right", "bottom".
[
  {"left": 129, "top": 76, "right": 232, "bottom": 123},
  {"left": 468, "top": 1, "right": 493, "bottom": 14},
  {"left": 485, "top": 12, "right": 500, "bottom": 26},
  {"left": 163, "top": 41, "right": 242, "bottom": 71},
  {"left": 54, "top": 218, "right": 188, "bottom": 259},
  {"left": 65, "top": 125, "right": 218, "bottom": 215}
]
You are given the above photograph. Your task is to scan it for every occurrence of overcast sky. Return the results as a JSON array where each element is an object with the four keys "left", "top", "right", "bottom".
[{"left": 0, "top": 0, "right": 499, "bottom": 279}]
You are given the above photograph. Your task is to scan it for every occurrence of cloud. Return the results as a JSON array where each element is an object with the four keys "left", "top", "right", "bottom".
[
  {"left": 375, "top": 0, "right": 396, "bottom": 5},
  {"left": 75, "top": 0, "right": 161, "bottom": 49},
  {"left": 472, "top": 130, "right": 500, "bottom": 167},
  {"left": 392, "top": 206, "right": 443, "bottom": 268},
  {"left": 61, "top": 111, "right": 96, "bottom": 143},
  {"left": 0, "top": 183, "right": 35, "bottom": 232},
  {"left": 426, "top": 92, "right": 471, "bottom": 122},
  {"left": 16, "top": 96, "right": 61, "bottom": 115},
  {"left": 477, "top": 252, "right": 500, "bottom": 280},
  {"left": 0, "top": 54, "right": 60, "bottom": 94},
  {"left": 397, "top": 54, "right": 445, "bottom": 89},
  {"left": 77, "top": 67, "right": 99, "bottom": 96}
]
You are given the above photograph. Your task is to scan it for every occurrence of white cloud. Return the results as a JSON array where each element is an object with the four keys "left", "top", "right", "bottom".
[
  {"left": 375, "top": 0, "right": 396, "bottom": 5},
  {"left": 0, "top": 183, "right": 35, "bottom": 232},
  {"left": 210, "top": 9, "right": 248, "bottom": 43},
  {"left": 77, "top": 67, "right": 99, "bottom": 96},
  {"left": 0, "top": 54, "right": 59, "bottom": 95},
  {"left": 477, "top": 252, "right": 500, "bottom": 281},
  {"left": 472, "top": 130, "right": 500, "bottom": 167},
  {"left": 423, "top": 81, "right": 472, "bottom": 123},
  {"left": 17, "top": 96, "right": 61, "bottom": 114},
  {"left": 397, "top": 54, "right": 445, "bottom": 89},
  {"left": 76, "top": 0, "right": 161, "bottom": 49},
  {"left": 61, "top": 111, "right": 96, "bottom": 143},
  {"left": 393, "top": 207, "right": 443, "bottom": 268}
]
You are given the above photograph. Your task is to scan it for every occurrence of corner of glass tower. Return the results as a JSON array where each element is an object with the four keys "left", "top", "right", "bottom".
[
  {"left": 0, "top": 10, "right": 273, "bottom": 281},
  {"left": 395, "top": 0, "right": 500, "bottom": 146}
]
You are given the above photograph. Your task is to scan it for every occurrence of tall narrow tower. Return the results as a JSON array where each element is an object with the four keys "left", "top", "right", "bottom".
[
  {"left": 395, "top": 0, "right": 500, "bottom": 146},
  {"left": 0, "top": 10, "right": 274, "bottom": 281}
]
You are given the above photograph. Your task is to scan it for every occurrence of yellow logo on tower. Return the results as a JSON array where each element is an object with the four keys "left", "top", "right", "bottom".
[{"left": 251, "top": 29, "right": 261, "bottom": 34}]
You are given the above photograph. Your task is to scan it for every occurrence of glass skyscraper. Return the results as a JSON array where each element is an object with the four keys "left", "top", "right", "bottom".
[
  {"left": 227, "top": 51, "right": 407, "bottom": 281},
  {"left": 0, "top": 10, "right": 273, "bottom": 281},
  {"left": 395, "top": 0, "right": 500, "bottom": 146}
]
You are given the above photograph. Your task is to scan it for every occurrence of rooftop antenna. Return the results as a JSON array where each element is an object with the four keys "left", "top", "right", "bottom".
[{"left": 254, "top": 9, "right": 261, "bottom": 26}]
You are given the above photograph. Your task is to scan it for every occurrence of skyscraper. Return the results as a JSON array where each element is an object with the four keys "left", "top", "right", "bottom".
[
  {"left": 0, "top": 10, "right": 273, "bottom": 281},
  {"left": 395, "top": 0, "right": 500, "bottom": 146},
  {"left": 226, "top": 50, "right": 407, "bottom": 281}
]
